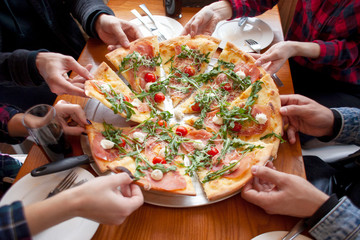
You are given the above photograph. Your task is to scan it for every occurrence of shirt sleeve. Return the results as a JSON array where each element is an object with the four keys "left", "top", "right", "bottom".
[
  {"left": 309, "top": 197, "right": 360, "bottom": 240},
  {"left": 226, "top": 0, "right": 279, "bottom": 19},
  {"left": 0, "top": 49, "right": 48, "bottom": 87},
  {"left": 0, "top": 201, "right": 31, "bottom": 240},
  {"left": 65, "top": 0, "right": 115, "bottom": 39},
  {"left": 330, "top": 108, "right": 360, "bottom": 146},
  {"left": 308, "top": 39, "right": 360, "bottom": 69},
  {"left": 0, "top": 104, "right": 26, "bottom": 145}
]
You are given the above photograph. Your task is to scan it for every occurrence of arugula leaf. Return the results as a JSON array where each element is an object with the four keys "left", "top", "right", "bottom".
[
  {"left": 260, "top": 132, "right": 286, "bottom": 143},
  {"left": 118, "top": 52, "right": 162, "bottom": 78}
]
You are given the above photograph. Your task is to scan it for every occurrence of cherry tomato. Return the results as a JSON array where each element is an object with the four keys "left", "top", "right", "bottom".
[
  {"left": 184, "top": 65, "right": 196, "bottom": 77},
  {"left": 154, "top": 92, "right": 165, "bottom": 103},
  {"left": 222, "top": 83, "right": 232, "bottom": 91},
  {"left": 118, "top": 138, "right": 126, "bottom": 148},
  {"left": 144, "top": 72, "right": 157, "bottom": 82},
  {"left": 175, "top": 126, "right": 188, "bottom": 136},
  {"left": 123, "top": 95, "right": 130, "bottom": 102},
  {"left": 158, "top": 120, "right": 167, "bottom": 127},
  {"left": 231, "top": 122, "right": 242, "bottom": 132},
  {"left": 207, "top": 147, "right": 219, "bottom": 156},
  {"left": 191, "top": 102, "right": 201, "bottom": 112},
  {"left": 152, "top": 156, "right": 166, "bottom": 164}
]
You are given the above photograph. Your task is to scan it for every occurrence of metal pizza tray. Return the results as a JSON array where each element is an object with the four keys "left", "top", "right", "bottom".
[{"left": 83, "top": 98, "right": 241, "bottom": 208}]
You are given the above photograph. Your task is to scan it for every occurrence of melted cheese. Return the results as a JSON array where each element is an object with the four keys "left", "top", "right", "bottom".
[
  {"left": 100, "top": 139, "right": 115, "bottom": 149},
  {"left": 255, "top": 113, "right": 268, "bottom": 124},
  {"left": 151, "top": 169, "right": 164, "bottom": 181}
]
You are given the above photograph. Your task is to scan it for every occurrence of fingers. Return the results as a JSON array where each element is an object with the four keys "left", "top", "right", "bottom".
[
  {"left": 66, "top": 58, "right": 93, "bottom": 79},
  {"left": 250, "top": 166, "right": 283, "bottom": 186},
  {"left": 112, "top": 27, "right": 130, "bottom": 48},
  {"left": 286, "top": 126, "right": 297, "bottom": 144}
]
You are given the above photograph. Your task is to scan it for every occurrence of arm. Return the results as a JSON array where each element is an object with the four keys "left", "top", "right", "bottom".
[
  {"left": 24, "top": 173, "right": 143, "bottom": 235},
  {"left": 279, "top": 94, "right": 334, "bottom": 144},
  {"left": 241, "top": 165, "right": 360, "bottom": 239},
  {"left": 182, "top": 0, "right": 278, "bottom": 36},
  {"left": 0, "top": 104, "right": 27, "bottom": 144},
  {"left": 254, "top": 41, "right": 321, "bottom": 74},
  {"left": 65, "top": 0, "right": 142, "bottom": 49}
]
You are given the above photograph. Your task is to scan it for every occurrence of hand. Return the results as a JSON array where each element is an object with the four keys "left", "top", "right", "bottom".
[
  {"left": 24, "top": 173, "right": 143, "bottom": 235},
  {"left": 95, "top": 14, "right": 143, "bottom": 51},
  {"left": 72, "top": 173, "right": 144, "bottom": 224},
  {"left": 255, "top": 41, "right": 321, "bottom": 74},
  {"left": 280, "top": 94, "right": 334, "bottom": 144},
  {"left": 36, "top": 52, "right": 93, "bottom": 97},
  {"left": 182, "top": 1, "right": 232, "bottom": 37},
  {"left": 241, "top": 165, "right": 329, "bottom": 217},
  {"left": 254, "top": 41, "right": 296, "bottom": 74},
  {"left": 54, "top": 100, "right": 89, "bottom": 136}
]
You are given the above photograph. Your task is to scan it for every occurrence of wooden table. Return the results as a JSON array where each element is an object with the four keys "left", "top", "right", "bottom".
[{"left": 15, "top": 1, "right": 305, "bottom": 239}]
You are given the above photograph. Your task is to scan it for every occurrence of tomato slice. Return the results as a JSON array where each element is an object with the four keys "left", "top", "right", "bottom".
[
  {"left": 153, "top": 156, "right": 166, "bottom": 164},
  {"left": 191, "top": 102, "right": 201, "bottom": 112},
  {"left": 231, "top": 122, "right": 242, "bottom": 132},
  {"left": 144, "top": 72, "right": 157, "bottom": 82},
  {"left": 184, "top": 65, "right": 196, "bottom": 77},
  {"left": 123, "top": 95, "right": 130, "bottom": 102},
  {"left": 175, "top": 126, "right": 188, "bottom": 136},
  {"left": 207, "top": 147, "right": 219, "bottom": 156},
  {"left": 158, "top": 120, "right": 167, "bottom": 127},
  {"left": 154, "top": 92, "right": 165, "bottom": 103},
  {"left": 118, "top": 138, "right": 126, "bottom": 148},
  {"left": 222, "top": 83, "right": 232, "bottom": 91}
]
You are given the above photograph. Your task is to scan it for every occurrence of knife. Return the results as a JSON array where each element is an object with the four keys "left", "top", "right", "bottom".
[{"left": 281, "top": 219, "right": 306, "bottom": 240}]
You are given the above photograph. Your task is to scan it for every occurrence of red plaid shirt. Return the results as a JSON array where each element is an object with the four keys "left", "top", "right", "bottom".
[{"left": 227, "top": 0, "right": 360, "bottom": 84}]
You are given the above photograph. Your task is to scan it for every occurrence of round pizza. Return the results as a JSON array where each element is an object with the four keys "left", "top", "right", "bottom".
[{"left": 84, "top": 35, "right": 283, "bottom": 201}]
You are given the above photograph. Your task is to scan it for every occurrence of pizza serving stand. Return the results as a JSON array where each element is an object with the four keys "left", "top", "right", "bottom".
[{"left": 83, "top": 97, "right": 242, "bottom": 208}]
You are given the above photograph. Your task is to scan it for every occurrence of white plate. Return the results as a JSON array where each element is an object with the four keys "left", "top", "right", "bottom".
[
  {"left": 212, "top": 17, "right": 274, "bottom": 51},
  {"left": 130, "top": 15, "right": 184, "bottom": 40},
  {"left": 251, "top": 231, "right": 312, "bottom": 240},
  {"left": 0, "top": 167, "right": 99, "bottom": 240}
]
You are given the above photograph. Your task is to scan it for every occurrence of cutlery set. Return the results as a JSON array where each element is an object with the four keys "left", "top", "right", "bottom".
[{"left": 131, "top": 4, "right": 167, "bottom": 42}]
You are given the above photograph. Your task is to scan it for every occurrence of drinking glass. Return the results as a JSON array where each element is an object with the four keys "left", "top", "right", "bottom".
[
  {"left": 164, "top": 0, "right": 182, "bottom": 19},
  {"left": 22, "top": 104, "right": 70, "bottom": 161}
]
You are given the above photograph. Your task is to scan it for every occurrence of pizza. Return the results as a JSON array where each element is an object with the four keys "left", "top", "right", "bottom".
[{"left": 84, "top": 35, "right": 284, "bottom": 200}]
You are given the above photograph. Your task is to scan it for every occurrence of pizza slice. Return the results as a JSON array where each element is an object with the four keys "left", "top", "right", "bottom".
[
  {"left": 86, "top": 121, "right": 195, "bottom": 196},
  {"left": 196, "top": 140, "right": 274, "bottom": 201},
  {"left": 105, "top": 36, "right": 166, "bottom": 111},
  {"left": 85, "top": 62, "right": 150, "bottom": 123},
  {"left": 178, "top": 41, "right": 266, "bottom": 115},
  {"left": 159, "top": 35, "right": 221, "bottom": 107}
]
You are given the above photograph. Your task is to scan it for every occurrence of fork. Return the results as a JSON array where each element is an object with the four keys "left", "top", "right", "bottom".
[
  {"left": 139, "top": 4, "right": 167, "bottom": 41},
  {"left": 45, "top": 170, "right": 78, "bottom": 199},
  {"left": 245, "top": 39, "right": 284, "bottom": 87},
  {"left": 131, "top": 9, "right": 166, "bottom": 42}
]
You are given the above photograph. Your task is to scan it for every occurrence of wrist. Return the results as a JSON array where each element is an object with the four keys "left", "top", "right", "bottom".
[
  {"left": 8, "top": 113, "right": 28, "bottom": 137},
  {"left": 292, "top": 41, "right": 321, "bottom": 58},
  {"left": 210, "top": 1, "right": 232, "bottom": 20}
]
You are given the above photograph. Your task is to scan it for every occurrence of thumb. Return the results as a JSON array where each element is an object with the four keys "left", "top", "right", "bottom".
[{"left": 251, "top": 165, "right": 284, "bottom": 186}]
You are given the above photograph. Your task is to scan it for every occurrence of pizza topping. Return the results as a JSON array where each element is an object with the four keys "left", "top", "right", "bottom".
[
  {"left": 118, "top": 138, "right": 126, "bottom": 148},
  {"left": 207, "top": 147, "right": 219, "bottom": 156},
  {"left": 231, "top": 122, "right": 243, "bottom": 132},
  {"left": 184, "top": 65, "right": 196, "bottom": 77},
  {"left": 212, "top": 115, "right": 223, "bottom": 125},
  {"left": 176, "top": 45, "right": 210, "bottom": 67},
  {"left": 132, "top": 132, "right": 147, "bottom": 143},
  {"left": 175, "top": 126, "right": 188, "bottom": 136},
  {"left": 154, "top": 92, "right": 165, "bottom": 103},
  {"left": 118, "top": 51, "right": 161, "bottom": 78},
  {"left": 157, "top": 120, "right": 167, "bottom": 127},
  {"left": 235, "top": 70, "right": 246, "bottom": 79},
  {"left": 145, "top": 82, "right": 154, "bottom": 92},
  {"left": 191, "top": 102, "right": 201, "bottom": 112},
  {"left": 144, "top": 72, "right": 157, "bottom": 82},
  {"left": 100, "top": 83, "right": 111, "bottom": 92},
  {"left": 221, "top": 83, "right": 232, "bottom": 91},
  {"left": 174, "top": 109, "right": 184, "bottom": 120},
  {"left": 151, "top": 169, "right": 164, "bottom": 181},
  {"left": 193, "top": 140, "right": 206, "bottom": 150},
  {"left": 100, "top": 139, "right": 115, "bottom": 149},
  {"left": 255, "top": 113, "right": 268, "bottom": 124},
  {"left": 131, "top": 98, "right": 142, "bottom": 108},
  {"left": 152, "top": 156, "right": 166, "bottom": 164}
]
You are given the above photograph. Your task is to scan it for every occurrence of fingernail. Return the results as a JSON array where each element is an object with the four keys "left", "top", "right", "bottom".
[
  {"left": 81, "top": 132, "right": 88, "bottom": 136},
  {"left": 89, "top": 73, "right": 94, "bottom": 79},
  {"left": 251, "top": 165, "right": 258, "bottom": 173},
  {"left": 86, "top": 119, "right": 92, "bottom": 125}
]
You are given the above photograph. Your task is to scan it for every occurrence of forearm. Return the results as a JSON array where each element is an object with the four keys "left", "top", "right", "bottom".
[
  {"left": 289, "top": 41, "right": 321, "bottom": 59},
  {"left": 208, "top": 1, "right": 232, "bottom": 21},
  {"left": 24, "top": 189, "right": 79, "bottom": 235},
  {"left": 226, "top": 0, "right": 278, "bottom": 19}
]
